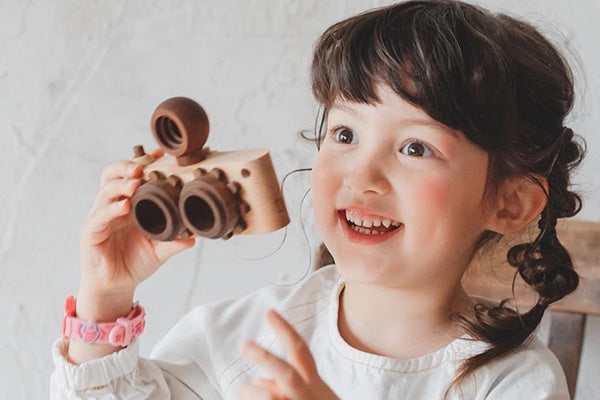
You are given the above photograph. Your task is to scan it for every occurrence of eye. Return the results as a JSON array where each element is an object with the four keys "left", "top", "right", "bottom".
[
  {"left": 399, "top": 140, "right": 435, "bottom": 157},
  {"left": 329, "top": 126, "right": 358, "bottom": 145}
]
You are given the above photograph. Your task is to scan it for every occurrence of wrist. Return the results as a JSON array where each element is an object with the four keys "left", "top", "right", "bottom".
[
  {"left": 75, "top": 287, "right": 135, "bottom": 322},
  {"left": 78, "top": 275, "right": 137, "bottom": 298}
]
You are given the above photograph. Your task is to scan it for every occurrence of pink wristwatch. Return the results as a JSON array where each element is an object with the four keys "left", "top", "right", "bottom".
[{"left": 62, "top": 296, "right": 146, "bottom": 347}]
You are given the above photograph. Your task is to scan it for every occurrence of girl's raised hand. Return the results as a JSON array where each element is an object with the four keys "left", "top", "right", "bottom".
[
  {"left": 79, "top": 148, "right": 196, "bottom": 297},
  {"left": 239, "top": 310, "right": 340, "bottom": 400}
]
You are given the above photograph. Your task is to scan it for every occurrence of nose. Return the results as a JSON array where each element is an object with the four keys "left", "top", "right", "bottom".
[{"left": 343, "top": 156, "right": 391, "bottom": 195}]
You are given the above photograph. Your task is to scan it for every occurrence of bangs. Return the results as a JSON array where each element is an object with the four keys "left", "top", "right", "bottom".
[
  {"left": 311, "top": 6, "right": 420, "bottom": 108},
  {"left": 310, "top": 1, "right": 513, "bottom": 146}
]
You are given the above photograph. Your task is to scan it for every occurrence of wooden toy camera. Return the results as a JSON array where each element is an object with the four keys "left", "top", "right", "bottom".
[{"left": 130, "top": 97, "right": 290, "bottom": 241}]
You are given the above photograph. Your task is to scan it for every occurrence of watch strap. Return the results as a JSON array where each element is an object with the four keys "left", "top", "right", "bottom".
[{"left": 62, "top": 295, "right": 145, "bottom": 347}]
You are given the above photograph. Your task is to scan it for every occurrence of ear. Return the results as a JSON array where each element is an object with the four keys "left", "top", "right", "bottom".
[{"left": 485, "top": 175, "right": 549, "bottom": 235}]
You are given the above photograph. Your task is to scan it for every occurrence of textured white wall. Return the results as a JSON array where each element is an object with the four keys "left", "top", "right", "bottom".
[{"left": 0, "top": 1, "right": 598, "bottom": 398}]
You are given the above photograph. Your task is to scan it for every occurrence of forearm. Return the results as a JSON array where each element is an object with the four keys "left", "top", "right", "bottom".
[{"left": 66, "top": 288, "right": 135, "bottom": 365}]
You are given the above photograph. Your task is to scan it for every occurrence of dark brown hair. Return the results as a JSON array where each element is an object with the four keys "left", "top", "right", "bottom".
[{"left": 310, "top": 0, "right": 586, "bottom": 394}]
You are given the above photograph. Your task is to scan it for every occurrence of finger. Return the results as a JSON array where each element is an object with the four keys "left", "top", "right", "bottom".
[
  {"left": 240, "top": 341, "right": 305, "bottom": 397},
  {"left": 91, "top": 178, "right": 142, "bottom": 212},
  {"left": 98, "top": 148, "right": 163, "bottom": 188},
  {"left": 239, "top": 382, "right": 285, "bottom": 400},
  {"left": 152, "top": 237, "right": 196, "bottom": 264},
  {"left": 82, "top": 198, "right": 131, "bottom": 245},
  {"left": 255, "top": 378, "right": 281, "bottom": 394},
  {"left": 265, "top": 310, "right": 318, "bottom": 380},
  {"left": 100, "top": 160, "right": 142, "bottom": 187}
]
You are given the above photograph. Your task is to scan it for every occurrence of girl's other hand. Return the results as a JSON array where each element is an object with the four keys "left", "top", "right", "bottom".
[
  {"left": 79, "top": 148, "right": 196, "bottom": 298},
  {"left": 239, "top": 310, "right": 340, "bottom": 400}
]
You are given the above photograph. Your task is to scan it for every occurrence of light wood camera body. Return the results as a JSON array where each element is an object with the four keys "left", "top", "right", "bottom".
[
  {"left": 132, "top": 148, "right": 289, "bottom": 236},
  {"left": 129, "top": 96, "right": 290, "bottom": 241}
]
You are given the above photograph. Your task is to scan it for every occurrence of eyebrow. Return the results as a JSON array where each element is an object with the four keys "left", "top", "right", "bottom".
[
  {"left": 400, "top": 119, "right": 459, "bottom": 138},
  {"left": 329, "top": 104, "right": 459, "bottom": 138}
]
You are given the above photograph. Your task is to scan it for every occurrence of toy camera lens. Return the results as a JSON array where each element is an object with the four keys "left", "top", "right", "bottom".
[
  {"left": 183, "top": 195, "right": 215, "bottom": 231},
  {"left": 135, "top": 199, "right": 167, "bottom": 234},
  {"left": 155, "top": 116, "right": 183, "bottom": 149}
]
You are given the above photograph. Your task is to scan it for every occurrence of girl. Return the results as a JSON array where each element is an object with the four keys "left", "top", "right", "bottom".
[{"left": 51, "top": 0, "right": 586, "bottom": 398}]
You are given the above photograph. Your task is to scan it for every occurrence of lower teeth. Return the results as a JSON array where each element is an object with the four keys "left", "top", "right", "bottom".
[
  {"left": 350, "top": 224, "right": 393, "bottom": 235},
  {"left": 353, "top": 226, "right": 376, "bottom": 235}
]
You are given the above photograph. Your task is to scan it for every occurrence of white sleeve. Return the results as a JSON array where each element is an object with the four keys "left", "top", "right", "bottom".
[
  {"left": 49, "top": 276, "right": 319, "bottom": 399},
  {"left": 468, "top": 338, "right": 570, "bottom": 400},
  {"left": 49, "top": 337, "right": 222, "bottom": 399}
]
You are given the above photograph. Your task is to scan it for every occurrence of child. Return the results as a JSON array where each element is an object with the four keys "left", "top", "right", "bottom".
[{"left": 51, "top": 0, "right": 586, "bottom": 398}]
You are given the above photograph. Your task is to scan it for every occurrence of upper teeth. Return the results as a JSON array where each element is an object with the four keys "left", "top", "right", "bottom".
[{"left": 345, "top": 210, "right": 401, "bottom": 228}]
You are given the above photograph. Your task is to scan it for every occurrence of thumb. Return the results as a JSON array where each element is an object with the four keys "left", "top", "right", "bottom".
[{"left": 153, "top": 237, "right": 196, "bottom": 263}]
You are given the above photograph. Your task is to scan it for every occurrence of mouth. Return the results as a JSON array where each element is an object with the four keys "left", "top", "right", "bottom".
[{"left": 337, "top": 209, "right": 403, "bottom": 244}]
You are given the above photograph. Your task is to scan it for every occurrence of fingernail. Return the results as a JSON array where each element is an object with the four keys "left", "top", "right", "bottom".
[
  {"left": 241, "top": 341, "right": 256, "bottom": 354},
  {"left": 265, "top": 309, "right": 277, "bottom": 320},
  {"left": 129, "top": 164, "right": 140, "bottom": 176}
]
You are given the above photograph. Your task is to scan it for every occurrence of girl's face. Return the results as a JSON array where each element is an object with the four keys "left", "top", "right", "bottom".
[{"left": 311, "top": 84, "right": 495, "bottom": 289}]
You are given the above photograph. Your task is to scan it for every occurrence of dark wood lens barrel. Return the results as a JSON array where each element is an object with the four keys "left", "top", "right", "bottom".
[
  {"left": 151, "top": 97, "right": 209, "bottom": 166},
  {"left": 178, "top": 169, "right": 242, "bottom": 239},
  {"left": 131, "top": 172, "right": 185, "bottom": 241}
]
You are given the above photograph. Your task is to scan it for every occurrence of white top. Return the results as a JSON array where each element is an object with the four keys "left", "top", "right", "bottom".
[{"left": 50, "top": 264, "right": 569, "bottom": 399}]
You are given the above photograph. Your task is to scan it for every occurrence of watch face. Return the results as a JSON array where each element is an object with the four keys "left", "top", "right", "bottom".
[{"left": 80, "top": 320, "right": 101, "bottom": 344}]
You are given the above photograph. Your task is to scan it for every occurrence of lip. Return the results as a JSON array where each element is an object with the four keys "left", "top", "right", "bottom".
[{"left": 337, "top": 210, "right": 403, "bottom": 245}]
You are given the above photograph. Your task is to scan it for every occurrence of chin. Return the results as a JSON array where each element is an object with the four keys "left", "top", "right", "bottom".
[{"left": 333, "top": 257, "right": 396, "bottom": 285}]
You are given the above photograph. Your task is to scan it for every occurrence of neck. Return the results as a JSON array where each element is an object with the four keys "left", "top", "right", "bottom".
[{"left": 337, "top": 278, "right": 475, "bottom": 359}]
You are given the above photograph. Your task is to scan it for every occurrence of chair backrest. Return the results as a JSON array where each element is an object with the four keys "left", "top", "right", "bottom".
[
  {"left": 313, "top": 218, "right": 600, "bottom": 399},
  {"left": 461, "top": 218, "right": 600, "bottom": 399}
]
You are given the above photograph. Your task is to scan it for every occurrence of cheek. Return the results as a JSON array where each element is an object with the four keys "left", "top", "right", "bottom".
[
  {"left": 311, "top": 150, "right": 343, "bottom": 191},
  {"left": 410, "top": 179, "right": 451, "bottom": 214},
  {"left": 310, "top": 157, "right": 335, "bottom": 216},
  {"left": 406, "top": 173, "right": 486, "bottom": 235}
]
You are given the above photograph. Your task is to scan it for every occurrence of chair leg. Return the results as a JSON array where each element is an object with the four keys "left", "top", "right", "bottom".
[{"left": 547, "top": 311, "right": 586, "bottom": 399}]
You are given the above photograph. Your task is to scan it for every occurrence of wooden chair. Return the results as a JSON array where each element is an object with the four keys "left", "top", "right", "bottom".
[{"left": 313, "top": 219, "right": 600, "bottom": 399}]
